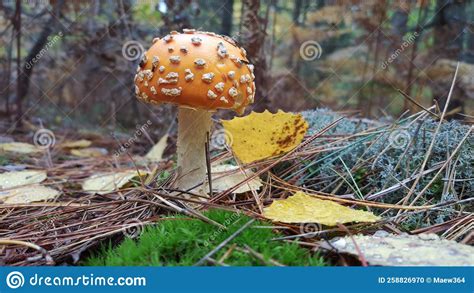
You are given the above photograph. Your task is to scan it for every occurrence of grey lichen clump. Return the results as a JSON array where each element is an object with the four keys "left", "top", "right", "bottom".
[{"left": 297, "top": 109, "right": 473, "bottom": 225}]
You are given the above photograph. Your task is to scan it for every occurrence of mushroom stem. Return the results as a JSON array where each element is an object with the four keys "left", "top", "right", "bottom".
[{"left": 176, "top": 107, "right": 212, "bottom": 194}]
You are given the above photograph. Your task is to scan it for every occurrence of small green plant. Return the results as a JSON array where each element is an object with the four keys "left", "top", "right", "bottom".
[
  {"left": 85, "top": 210, "right": 325, "bottom": 266},
  {"left": 156, "top": 170, "right": 171, "bottom": 184}
]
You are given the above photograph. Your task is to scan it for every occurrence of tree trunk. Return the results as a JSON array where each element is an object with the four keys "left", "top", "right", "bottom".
[
  {"left": 14, "top": 0, "right": 21, "bottom": 123},
  {"left": 432, "top": 0, "right": 467, "bottom": 115},
  {"left": 241, "top": 0, "right": 269, "bottom": 112},
  {"left": 404, "top": 2, "right": 424, "bottom": 113},
  {"left": 3, "top": 27, "right": 14, "bottom": 116},
  {"left": 15, "top": 0, "right": 64, "bottom": 123},
  {"left": 221, "top": 0, "right": 234, "bottom": 36},
  {"left": 292, "top": 0, "right": 302, "bottom": 24},
  {"left": 286, "top": 0, "right": 303, "bottom": 68},
  {"left": 433, "top": 0, "right": 465, "bottom": 59}
]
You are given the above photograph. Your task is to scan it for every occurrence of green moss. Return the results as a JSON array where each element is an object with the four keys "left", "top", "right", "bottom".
[{"left": 84, "top": 209, "right": 325, "bottom": 266}]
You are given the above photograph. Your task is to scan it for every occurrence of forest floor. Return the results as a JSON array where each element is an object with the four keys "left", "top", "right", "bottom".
[{"left": 0, "top": 106, "right": 472, "bottom": 266}]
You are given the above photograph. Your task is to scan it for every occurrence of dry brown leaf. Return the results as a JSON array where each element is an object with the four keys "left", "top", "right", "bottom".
[
  {"left": 60, "top": 139, "right": 92, "bottom": 149},
  {"left": 307, "top": 5, "right": 352, "bottom": 25},
  {"left": 145, "top": 134, "right": 169, "bottom": 161},
  {"left": 0, "top": 170, "right": 47, "bottom": 189},
  {"left": 0, "top": 185, "right": 59, "bottom": 204},
  {"left": 0, "top": 142, "right": 43, "bottom": 154},
  {"left": 70, "top": 147, "right": 108, "bottom": 157},
  {"left": 82, "top": 170, "right": 149, "bottom": 195},
  {"left": 207, "top": 164, "right": 262, "bottom": 194}
]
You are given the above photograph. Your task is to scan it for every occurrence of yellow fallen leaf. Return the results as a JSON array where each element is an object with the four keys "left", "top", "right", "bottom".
[
  {"left": 0, "top": 142, "right": 43, "bottom": 154},
  {"left": 82, "top": 170, "right": 148, "bottom": 195},
  {"left": 70, "top": 147, "right": 108, "bottom": 157},
  {"left": 222, "top": 110, "right": 308, "bottom": 163},
  {"left": 0, "top": 170, "right": 47, "bottom": 189},
  {"left": 207, "top": 164, "right": 262, "bottom": 194},
  {"left": 145, "top": 134, "right": 169, "bottom": 161},
  {"left": 263, "top": 191, "right": 380, "bottom": 226},
  {"left": 0, "top": 185, "right": 59, "bottom": 204},
  {"left": 60, "top": 139, "right": 92, "bottom": 148}
]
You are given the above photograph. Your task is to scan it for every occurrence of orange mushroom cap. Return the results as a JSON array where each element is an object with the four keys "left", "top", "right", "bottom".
[{"left": 134, "top": 29, "right": 256, "bottom": 114}]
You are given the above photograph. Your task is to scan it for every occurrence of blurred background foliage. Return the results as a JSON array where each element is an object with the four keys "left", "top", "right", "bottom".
[{"left": 0, "top": 0, "right": 473, "bottom": 139}]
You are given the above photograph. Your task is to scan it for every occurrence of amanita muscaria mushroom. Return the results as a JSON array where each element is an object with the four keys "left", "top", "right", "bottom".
[{"left": 134, "top": 29, "right": 256, "bottom": 193}]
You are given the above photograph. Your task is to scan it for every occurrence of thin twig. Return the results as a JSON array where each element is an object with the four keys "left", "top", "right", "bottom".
[
  {"left": 194, "top": 219, "right": 255, "bottom": 266},
  {"left": 400, "top": 62, "right": 460, "bottom": 208}
]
